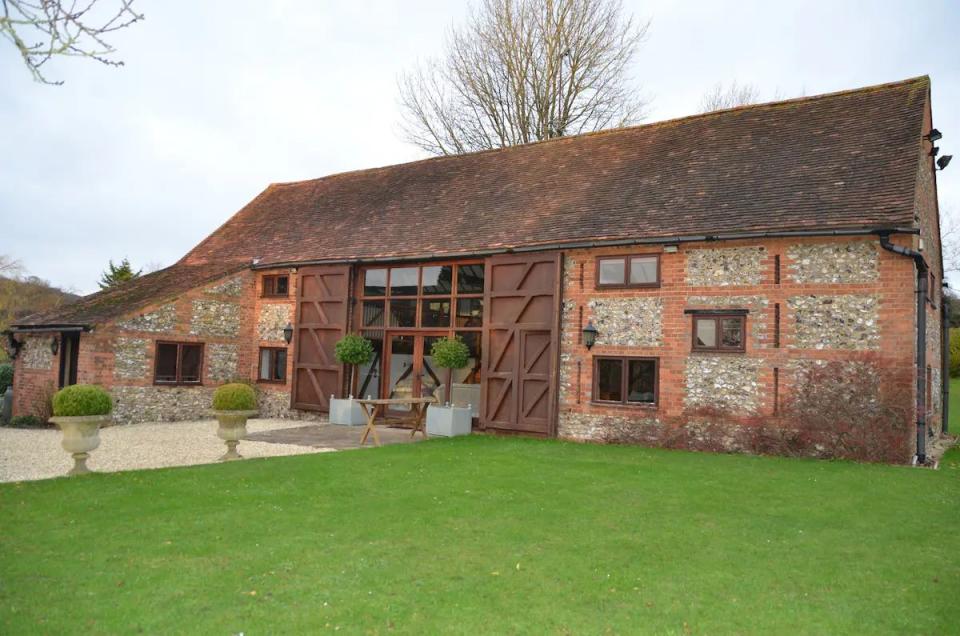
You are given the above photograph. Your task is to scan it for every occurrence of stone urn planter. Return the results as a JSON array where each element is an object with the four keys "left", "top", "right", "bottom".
[
  {"left": 425, "top": 403, "right": 473, "bottom": 437},
  {"left": 50, "top": 414, "right": 111, "bottom": 475},
  {"left": 211, "top": 383, "right": 259, "bottom": 461},
  {"left": 213, "top": 409, "right": 259, "bottom": 461},
  {"left": 48, "top": 384, "right": 114, "bottom": 476},
  {"left": 329, "top": 395, "right": 367, "bottom": 426}
]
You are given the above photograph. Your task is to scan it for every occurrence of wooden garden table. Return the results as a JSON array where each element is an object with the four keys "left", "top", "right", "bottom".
[{"left": 355, "top": 397, "right": 436, "bottom": 447}]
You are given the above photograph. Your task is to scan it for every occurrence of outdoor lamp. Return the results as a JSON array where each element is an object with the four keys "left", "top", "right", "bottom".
[
  {"left": 582, "top": 320, "right": 598, "bottom": 350},
  {"left": 50, "top": 336, "right": 59, "bottom": 356},
  {"left": 937, "top": 155, "right": 953, "bottom": 171},
  {"left": 282, "top": 323, "right": 294, "bottom": 344},
  {"left": 926, "top": 129, "right": 942, "bottom": 143}
]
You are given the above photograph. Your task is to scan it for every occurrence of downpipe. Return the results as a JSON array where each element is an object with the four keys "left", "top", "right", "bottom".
[
  {"left": 943, "top": 298, "right": 950, "bottom": 435},
  {"left": 879, "top": 233, "right": 928, "bottom": 464}
]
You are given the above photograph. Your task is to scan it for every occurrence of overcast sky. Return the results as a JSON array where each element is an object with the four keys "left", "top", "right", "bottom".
[{"left": 2, "top": 0, "right": 958, "bottom": 294}]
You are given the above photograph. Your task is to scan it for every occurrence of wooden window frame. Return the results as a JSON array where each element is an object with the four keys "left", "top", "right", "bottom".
[
  {"left": 356, "top": 261, "right": 485, "bottom": 334},
  {"left": 595, "top": 254, "right": 661, "bottom": 289},
  {"left": 257, "top": 346, "right": 288, "bottom": 384},
  {"left": 591, "top": 356, "right": 659, "bottom": 407},
  {"left": 261, "top": 274, "right": 290, "bottom": 298},
  {"left": 153, "top": 341, "right": 204, "bottom": 386},
  {"left": 691, "top": 313, "right": 747, "bottom": 353}
]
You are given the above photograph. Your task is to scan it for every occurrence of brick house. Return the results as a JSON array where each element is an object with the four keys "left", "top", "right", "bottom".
[{"left": 6, "top": 76, "right": 948, "bottom": 462}]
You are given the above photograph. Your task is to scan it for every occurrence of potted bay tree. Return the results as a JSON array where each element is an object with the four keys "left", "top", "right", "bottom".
[
  {"left": 49, "top": 384, "right": 113, "bottom": 476},
  {"left": 212, "top": 382, "right": 258, "bottom": 461},
  {"left": 425, "top": 337, "right": 473, "bottom": 437},
  {"left": 330, "top": 333, "right": 374, "bottom": 426}
]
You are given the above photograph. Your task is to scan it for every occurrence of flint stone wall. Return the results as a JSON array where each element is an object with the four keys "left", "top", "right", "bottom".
[
  {"left": 258, "top": 304, "right": 292, "bottom": 342},
  {"left": 117, "top": 304, "right": 177, "bottom": 333},
  {"left": 113, "top": 337, "right": 149, "bottom": 379},
  {"left": 111, "top": 386, "right": 215, "bottom": 424},
  {"left": 685, "top": 355, "right": 761, "bottom": 414},
  {"left": 588, "top": 297, "right": 662, "bottom": 347},
  {"left": 206, "top": 344, "right": 238, "bottom": 381},
  {"left": 558, "top": 411, "right": 660, "bottom": 442},
  {"left": 788, "top": 294, "right": 879, "bottom": 350},
  {"left": 686, "top": 247, "right": 765, "bottom": 287},
  {"left": 205, "top": 276, "right": 244, "bottom": 297},
  {"left": 21, "top": 337, "right": 53, "bottom": 370},
  {"left": 190, "top": 300, "right": 240, "bottom": 337},
  {"left": 787, "top": 241, "right": 878, "bottom": 283}
]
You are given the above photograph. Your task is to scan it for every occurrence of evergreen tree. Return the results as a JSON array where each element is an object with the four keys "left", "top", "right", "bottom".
[{"left": 98, "top": 258, "right": 142, "bottom": 290}]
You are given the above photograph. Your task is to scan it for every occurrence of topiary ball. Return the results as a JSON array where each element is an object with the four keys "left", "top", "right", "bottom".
[
  {"left": 52, "top": 384, "right": 113, "bottom": 417},
  {"left": 212, "top": 383, "right": 257, "bottom": 411},
  {"left": 431, "top": 337, "right": 470, "bottom": 370},
  {"left": 335, "top": 334, "right": 374, "bottom": 366}
]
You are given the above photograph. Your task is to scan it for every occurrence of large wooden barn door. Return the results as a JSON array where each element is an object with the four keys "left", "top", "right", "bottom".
[
  {"left": 480, "top": 253, "right": 561, "bottom": 436},
  {"left": 292, "top": 265, "right": 350, "bottom": 412}
]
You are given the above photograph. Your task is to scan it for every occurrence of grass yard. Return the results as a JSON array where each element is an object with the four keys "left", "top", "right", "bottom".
[{"left": 1, "top": 407, "right": 959, "bottom": 633}]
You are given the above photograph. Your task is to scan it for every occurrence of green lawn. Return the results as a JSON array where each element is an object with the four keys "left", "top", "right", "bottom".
[{"left": 1, "top": 413, "right": 958, "bottom": 633}]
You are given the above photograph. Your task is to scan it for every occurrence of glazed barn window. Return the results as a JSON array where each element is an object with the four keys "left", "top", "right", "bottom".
[
  {"left": 262, "top": 274, "right": 289, "bottom": 297},
  {"left": 593, "top": 357, "right": 658, "bottom": 405},
  {"left": 154, "top": 342, "right": 203, "bottom": 385},
  {"left": 596, "top": 254, "right": 660, "bottom": 288},
  {"left": 692, "top": 314, "right": 745, "bottom": 352},
  {"left": 258, "top": 347, "right": 287, "bottom": 383}
]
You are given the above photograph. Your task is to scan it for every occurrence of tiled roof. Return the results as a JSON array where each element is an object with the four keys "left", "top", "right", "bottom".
[
  {"left": 19, "top": 76, "right": 929, "bottom": 327},
  {"left": 182, "top": 76, "right": 928, "bottom": 266},
  {"left": 14, "top": 262, "right": 246, "bottom": 327}
]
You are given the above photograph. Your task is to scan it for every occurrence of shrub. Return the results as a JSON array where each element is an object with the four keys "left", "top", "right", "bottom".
[
  {"left": 334, "top": 334, "right": 374, "bottom": 366},
  {"left": 213, "top": 383, "right": 257, "bottom": 411},
  {"left": 950, "top": 328, "right": 960, "bottom": 377},
  {"left": 0, "top": 362, "right": 12, "bottom": 393},
  {"left": 430, "top": 337, "right": 470, "bottom": 370},
  {"left": 7, "top": 415, "right": 48, "bottom": 428},
  {"left": 52, "top": 384, "right": 113, "bottom": 417}
]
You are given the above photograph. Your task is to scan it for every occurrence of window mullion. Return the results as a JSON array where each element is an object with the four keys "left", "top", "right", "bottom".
[{"left": 621, "top": 358, "right": 628, "bottom": 405}]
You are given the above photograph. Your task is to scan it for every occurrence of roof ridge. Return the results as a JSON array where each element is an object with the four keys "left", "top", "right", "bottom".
[{"left": 268, "top": 75, "right": 930, "bottom": 188}]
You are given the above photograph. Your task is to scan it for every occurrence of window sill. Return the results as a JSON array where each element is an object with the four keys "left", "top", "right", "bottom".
[
  {"left": 261, "top": 294, "right": 290, "bottom": 300},
  {"left": 690, "top": 349, "right": 746, "bottom": 355},
  {"left": 595, "top": 284, "right": 661, "bottom": 291},
  {"left": 589, "top": 400, "right": 658, "bottom": 410},
  {"left": 256, "top": 378, "right": 288, "bottom": 385},
  {"left": 153, "top": 381, "right": 204, "bottom": 387}
]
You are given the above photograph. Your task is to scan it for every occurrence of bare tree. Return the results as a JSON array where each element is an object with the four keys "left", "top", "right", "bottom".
[
  {"left": 0, "top": 255, "right": 22, "bottom": 276},
  {"left": 940, "top": 207, "right": 960, "bottom": 274},
  {"left": 698, "top": 81, "right": 762, "bottom": 113},
  {"left": 1, "top": 0, "right": 144, "bottom": 85},
  {"left": 398, "top": 0, "right": 650, "bottom": 156}
]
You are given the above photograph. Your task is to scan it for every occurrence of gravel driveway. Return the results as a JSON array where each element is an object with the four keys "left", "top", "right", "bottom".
[{"left": 0, "top": 418, "right": 334, "bottom": 483}]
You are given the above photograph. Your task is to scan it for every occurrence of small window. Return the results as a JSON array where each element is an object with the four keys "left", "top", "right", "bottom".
[
  {"left": 692, "top": 314, "right": 745, "bottom": 352},
  {"left": 258, "top": 347, "right": 287, "bottom": 382},
  {"left": 596, "top": 255, "right": 659, "bottom": 288},
  {"left": 593, "top": 357, "right": 657, "bottom": 405},
  {"left": 262, "top": 275, "right": 289, "bottom": 297},
  {"left": 154, "top": 342, "right": 203, "bottom": 385},
  {"left": 364, "top": 269, "right": 387, "bottom": 296}
]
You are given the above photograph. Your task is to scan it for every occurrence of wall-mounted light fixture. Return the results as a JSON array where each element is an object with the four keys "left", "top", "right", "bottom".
[
  {"left": 582, "top": 320, "right": 598, "bottom": 350},
  {"left": 663, "top": 244, "right": 679, "bottom": 254},
  {"left": 926, "top": 129, "right": 943, "bottom": 143},
  {"left": 937, "top": 155, "right": 953, "bottom": 171},
  {"left": 50, "top": 336, "right": 59, "bottom": 356},
  {"left": 283, "top": 323, "right": 294, "bottom": 344}
]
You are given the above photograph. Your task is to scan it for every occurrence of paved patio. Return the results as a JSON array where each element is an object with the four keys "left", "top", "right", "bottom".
[{"left": 246, "top": 422, "right": 423, "bottom": 449}]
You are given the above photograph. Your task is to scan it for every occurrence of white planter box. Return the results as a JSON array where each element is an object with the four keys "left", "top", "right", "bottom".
[
  {"left": 329, "top": 397, "right": 367, "bottom": 426},
  {"left": 426, "top": 404, "right": 473, "bottom": 437}
]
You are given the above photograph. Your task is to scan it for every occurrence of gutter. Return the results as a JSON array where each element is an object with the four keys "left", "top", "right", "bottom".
[
  {"left": 878, "top": 232, "right": 929, "bottom": 464},
  {"left": 251, "top": 226, "right": 919, "bottom": 270},
  {"left": 5, "top": 325, "right": 91, "bottom": 333}
]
